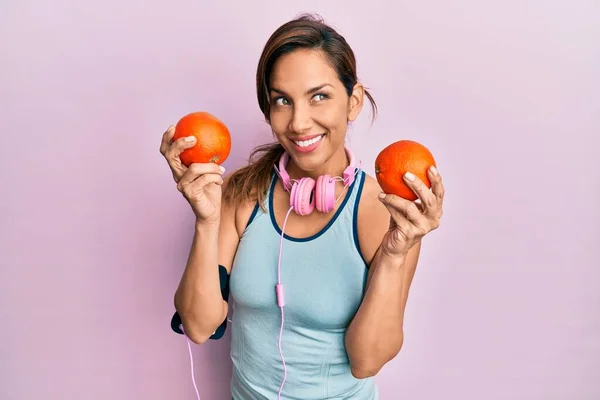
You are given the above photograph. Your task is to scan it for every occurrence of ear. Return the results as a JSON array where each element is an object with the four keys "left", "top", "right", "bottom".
[{"left": 347, "top": 83, "right": 365, "bottom": 122}]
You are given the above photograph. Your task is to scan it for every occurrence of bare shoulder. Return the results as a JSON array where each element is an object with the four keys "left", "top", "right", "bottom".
[
  {"left": 220, "top": 173, "right": 257, "bottom": 236},
  {"left": 217, "top": 173, "right": 256, "bottom": 273},
  {"left": 356, "top": 172, "right": 390, "bottom": 265}
]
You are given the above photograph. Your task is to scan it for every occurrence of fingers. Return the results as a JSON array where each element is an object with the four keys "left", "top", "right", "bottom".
[
  {"left": 378, "top": 166, "right": 444, "bottom": 243},
  {"left": 166, "top": 135, "right": 197, "bottom": 163},
  {"left": 427, "top": 166, "right": 445, "bottom": 203},
  {"left": 178, "top": 172, "right": 224, "bottom": 198},
  {"left": 177, "top": 162, "right": 225, "bottom": 190},
  {"left": 379, "top": 194, "right": 419, "bottom": 245},
  {"left": 159, "top": 124, "right": 199, "bottom": 182},
  {"left": 165, "top": 136, "right": 196, "bottom": 178},
  {"left": 159, "top": 125, "right": 176, "bottom": 155},
  {"left": 159, "top": 124, "right": 197, "bottom": 160},
  {"left": 378, "top": 193, "right": 422, "bottom": 225},
  {"left": 402, "top": 171, "right": 436, "bottom": 210}
]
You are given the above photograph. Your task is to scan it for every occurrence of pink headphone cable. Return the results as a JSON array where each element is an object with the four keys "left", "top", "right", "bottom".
[
  {"left": 275, "top": 165, "right": 361, "bottom": 399},
  {"left": 173, "top": 206, "right": 294, "bottom": 400},
  {"left": 276, "top": 205, "right": 294, "bottom": 399},
  {"left": 179, "top": 324, "right": 201, "bottom": 400}
]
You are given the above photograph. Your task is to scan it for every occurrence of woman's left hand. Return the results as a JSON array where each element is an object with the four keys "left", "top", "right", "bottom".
[{"left": 377, "top": 166, "right": 445, "bottom": 260}]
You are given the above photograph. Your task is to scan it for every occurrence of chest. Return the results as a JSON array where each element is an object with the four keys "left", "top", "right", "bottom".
[{"left": 230, "top": 224, "right": 368, "bottom": 330}]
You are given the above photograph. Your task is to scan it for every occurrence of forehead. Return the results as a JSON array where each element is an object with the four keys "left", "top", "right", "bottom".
[{"left": 269, "top": 49, "right": 339, "bottom": 91}]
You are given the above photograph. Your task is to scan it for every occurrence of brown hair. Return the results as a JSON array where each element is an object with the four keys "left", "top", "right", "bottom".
[{"left": 223, "top": 13, "right": 377, "bottom": 210}]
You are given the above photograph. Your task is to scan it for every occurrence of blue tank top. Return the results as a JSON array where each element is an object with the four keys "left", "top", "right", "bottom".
[{"left": 228, "top": 169, "right": 379, "bottom": 399}]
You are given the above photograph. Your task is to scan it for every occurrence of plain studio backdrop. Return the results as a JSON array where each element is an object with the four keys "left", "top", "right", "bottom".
[{"left": 1, "top": 1, "right": 598, "bottom": 399}]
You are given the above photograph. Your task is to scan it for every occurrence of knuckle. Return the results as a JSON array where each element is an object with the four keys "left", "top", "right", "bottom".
[
  {"left": 163, "top": 125, "right": 174, "bottom": 138},
  {"left": 165, "top": 148, "right": 175, "bottom": 161},
  {"left": 180, "top": 184, "right": 190, "bottom": 197},
  {"left": 189, "top": 163, "right": 203, "bottom": 174},
  {"left": 197, "top": 174, "right": 210, "bottom": 185},
  {"left": 407, "top": 203, "right": 419, "bottom": 214},
  {"left": 186, "top": 164, "right": 197, "bottom": 175},
  {"left": 424, "top": 196, "right": 435, "bottom": 208},
  {"left": 184, "top": 188, "right": 196, "bottom": 201},
  {"left": 175, "top": 137, "right": 188, "bottom": 149}
]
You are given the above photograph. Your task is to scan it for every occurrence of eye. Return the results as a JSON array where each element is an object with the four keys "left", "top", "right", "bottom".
[
  {"left": 274, "top": 97, "right": 290, "bottom": 106},
  {"left": 311, "top": 93, "right": 329, "bottom": 102}
]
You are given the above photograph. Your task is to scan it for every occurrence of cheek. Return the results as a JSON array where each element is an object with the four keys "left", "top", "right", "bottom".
[
  {"left": 315, "top": 103, "right": 348, "bottom": 130},
  {"left": 269, "top": 111, "right": 289, "bottom": 134}
]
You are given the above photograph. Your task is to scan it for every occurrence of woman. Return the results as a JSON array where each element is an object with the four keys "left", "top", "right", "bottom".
[{"left": 160, "top": 13, "right": 444, "bottom": 400}]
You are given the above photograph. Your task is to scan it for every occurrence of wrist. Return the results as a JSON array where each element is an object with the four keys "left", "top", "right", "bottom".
[
  {"left": 378, "top": 249, "right": 407, "bottom": 268},
  {"left": 195, "top": 219, "right": 220, "bottom": 233}
]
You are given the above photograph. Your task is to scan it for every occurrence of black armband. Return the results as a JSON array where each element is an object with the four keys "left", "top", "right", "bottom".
[{"left": 170, "top": 264, "right": 230, "bottom": 340}]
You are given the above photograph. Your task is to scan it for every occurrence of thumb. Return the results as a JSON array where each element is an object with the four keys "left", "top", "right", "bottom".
[
  {"left": 168, "top": 137, "right": 197, "bottom": 178},
  {"left": 381, "top": 202, "right": 401, "bottom": 225},
  {"left": 378, "top": 192, "right": 411, "bottom": 212}
]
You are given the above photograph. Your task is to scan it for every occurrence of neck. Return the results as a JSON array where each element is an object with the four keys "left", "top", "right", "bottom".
[{"left": 286, "top": 146, "right": 350, "bottom": 181}]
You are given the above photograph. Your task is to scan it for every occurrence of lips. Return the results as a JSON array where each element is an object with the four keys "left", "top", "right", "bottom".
[
  {"left": 288, "top": 133, "right": 325, "bottom": 154},
  {"left": 292, "top": 134, "right": 324, "bottom": 148}
]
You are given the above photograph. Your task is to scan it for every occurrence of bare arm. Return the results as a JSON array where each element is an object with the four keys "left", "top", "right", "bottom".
[
  {"left": 345, "top": 241, "right": 421, "bottom": 378},
  {"left": 173, "top": 175, "right": 240, "bottom": 344},
  {"left": 345, "top": 168, "right": 444, "bottom": 378}
]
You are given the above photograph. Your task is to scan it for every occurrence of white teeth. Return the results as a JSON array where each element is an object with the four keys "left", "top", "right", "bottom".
[{"left": 294, "top": 135, "right": 323, "bottom": 147}]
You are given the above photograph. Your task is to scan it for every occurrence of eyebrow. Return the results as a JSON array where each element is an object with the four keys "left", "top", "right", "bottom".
[{"left": 270, "top": 83, "right": 334, "bottom": 96}]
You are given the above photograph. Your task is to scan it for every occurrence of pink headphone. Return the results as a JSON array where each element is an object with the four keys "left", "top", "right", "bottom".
[{"left": 274, "top": 145, "right": 358, "bottom": 216}]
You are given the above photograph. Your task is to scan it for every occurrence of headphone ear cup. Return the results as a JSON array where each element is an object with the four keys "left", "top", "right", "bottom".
[
  {"left": 290, "top": 177, "right": 316, "bottom": 216},
  {"left": 315, "top": 174, "right": 336, "bottom": 213}
]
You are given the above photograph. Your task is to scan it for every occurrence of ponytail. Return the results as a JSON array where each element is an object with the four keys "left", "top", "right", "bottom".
[{"left": 222, "top": 142, "right": 285, "bottom": 211}]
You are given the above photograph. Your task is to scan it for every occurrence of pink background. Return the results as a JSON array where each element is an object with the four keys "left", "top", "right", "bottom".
[{"left": 1, "top": 1, "right": 599, "bottom": 399}]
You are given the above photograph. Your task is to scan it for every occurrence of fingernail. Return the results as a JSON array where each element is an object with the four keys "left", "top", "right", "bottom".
[
  {"left": 404, "top": 172, "right": 415, "bottom": 181},
  {"left": 378, "top": 192, "right": 386, "bottom": 199},
  {"left": 185, "top": 136, "right": 196, "bottom": 142},
  {"left": 429, "top": 166, "right": 438, "bottom": 176},
  {"left": 219, "top": 166, "right": 225, "bottom": 174}
]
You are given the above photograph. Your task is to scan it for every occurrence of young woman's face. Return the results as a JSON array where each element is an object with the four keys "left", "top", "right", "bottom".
[{"left": 268, "top": 49, "right": 363, "bottom": 175}]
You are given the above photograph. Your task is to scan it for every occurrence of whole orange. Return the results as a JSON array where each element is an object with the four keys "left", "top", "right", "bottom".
[
  {"left": 172, "top": 111, "right": 231, "bottom": 166},
  {"left": 375, "top": 140, "right": 437, "bottom": 201}
]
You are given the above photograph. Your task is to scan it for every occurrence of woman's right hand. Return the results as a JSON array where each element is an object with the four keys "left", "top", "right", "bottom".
[{"left": 159, "top": 125, "right": 225, "bottom": 225}]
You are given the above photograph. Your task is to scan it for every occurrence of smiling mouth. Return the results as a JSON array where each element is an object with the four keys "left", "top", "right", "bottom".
[{"left": 292, "top": 134, "right": 324, "bottom": 148}]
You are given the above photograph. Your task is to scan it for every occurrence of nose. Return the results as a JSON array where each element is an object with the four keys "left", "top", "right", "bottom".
[{"left": 289, "top": 104, "right": 312, "bottom": 134}]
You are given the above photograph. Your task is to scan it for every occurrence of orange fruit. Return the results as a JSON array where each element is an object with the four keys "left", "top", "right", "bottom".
[
  {"left": 172, "top": 111, "right": 232, "bottom": 166},
  {"left": 375, "top": 140, "right": 437, "bottom": 201}
]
